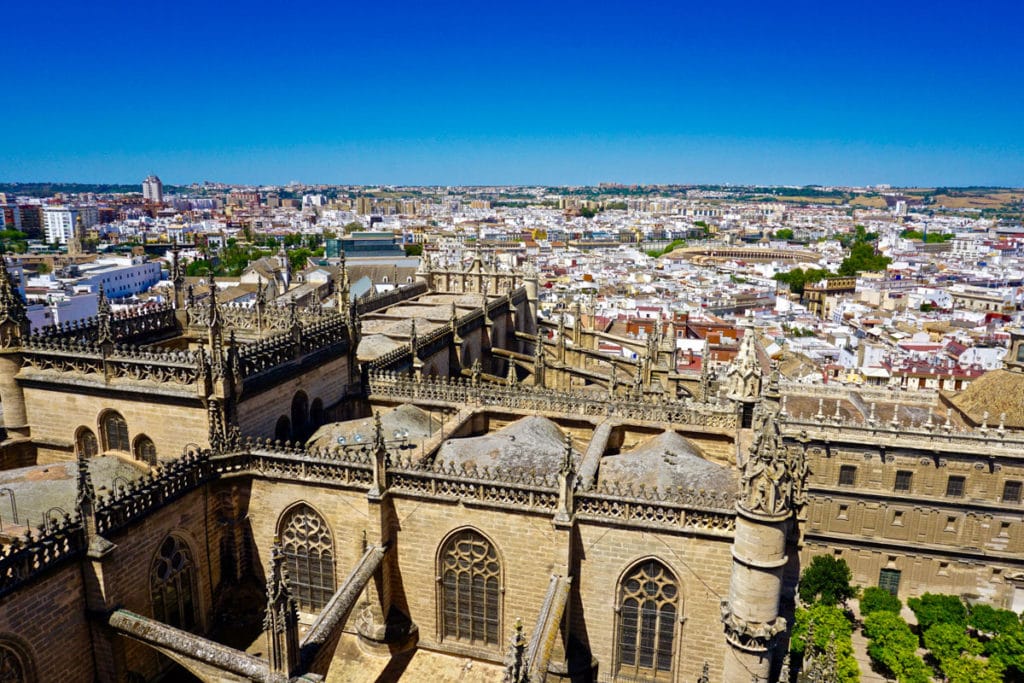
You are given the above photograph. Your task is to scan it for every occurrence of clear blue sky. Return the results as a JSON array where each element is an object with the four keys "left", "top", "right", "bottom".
[{"left": 2, "top": 0, "right": 1022, "bottom": 187}]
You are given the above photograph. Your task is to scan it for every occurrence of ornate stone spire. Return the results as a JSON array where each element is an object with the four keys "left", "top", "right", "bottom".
[
  {"left": 170, "top": 244, "right": 185, "bottom": 308},
  {"left": 75, "top": 450, "right": 97, "bottom": 535},
  {"left": 96, "top": 283, "right": 113, "bottom": 349},
  {"left": 507, "top": 363, "right": 517, "bottom": 387},
  {"left": 738, "top": 404, "right": 803, "bottom": 519},
  {"left": 534, "top": 331, "right": 546, "bottom": 388},
  {"left": 369, "top": 411, "right": 389, "bottom": 497},
  {"left": 555, "top": 431, "right": 576, "bottom": 523},
  {"left": 0, "top": 255, "right": 26, "bottom": 334},
  {"left": 502, "top": 618, "right": 528, "bottom": 683},
  {"left": 263, "top": 543, "right": 300, "bottom": 677},
  {"left": 725, "top": 321, "right": 763, "bottom": 401}
]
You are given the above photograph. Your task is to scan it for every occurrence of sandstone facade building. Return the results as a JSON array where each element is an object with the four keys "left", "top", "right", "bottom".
[{"left": 0, "top": 251, "right": 1021, "bottom": 683}]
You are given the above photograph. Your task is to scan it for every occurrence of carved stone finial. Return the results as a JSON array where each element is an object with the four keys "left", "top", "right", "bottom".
[
  {"left": 75, "top": 449, "right": 96, "bottom": 520},
  {"left": 369, "top": 411, "right": 389, "bottom": 497},
  {"left": 263, "top": 542, "right": 300, "bottom": 676},
  {"left": 778, "top": 652, "right": 791, "bottom": 683},
  {"left": 0, "top": 255, "right": 27, "bottom": 335},
  {"left": 697, "top": 661, "right": 710, "bottom": 683},
  {"left": 502, "top": 617, "right": 528, "bottom": 683},
  {"left": 738, "top": 402, "right": 805, "bottom": 519},
  {"left": 96, "top": 283, "right": 113, "bottom": 347}
]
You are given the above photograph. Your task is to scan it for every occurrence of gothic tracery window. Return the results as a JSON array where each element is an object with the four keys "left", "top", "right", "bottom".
[
  {"left": 0, "top": 640, "right": 32, "bottom": 683},
  {"left": 616, "top": 560, "right": 679, "bottom": 680},
  {"left": 151, "top": 535, "right": 199, "bottom": 631},
  {"left": 101, "top": 411, "right": 130, "bottom": 452},
  {"left": 279, "top": 504, "right": 335, "bottom": 612},
  {"left": 76, "top": 427, "right": 98, "bottom": 458},
  {"left": 440, "top": 529, "right": 501, "bottom": 646}
]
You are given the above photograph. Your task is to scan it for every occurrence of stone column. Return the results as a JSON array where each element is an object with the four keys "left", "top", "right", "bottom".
[{"left": 722, "top": 405, "right": 794, "bottom": 683}]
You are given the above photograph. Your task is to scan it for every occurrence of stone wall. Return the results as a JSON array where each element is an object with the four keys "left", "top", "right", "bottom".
[
  {"left": 237, "top": 354, "right": 351, "bottom": 440},
  {"left": 0, "top": 563, "right": 94, "bottom": 683},
  {"left": 573, "top": 521, "right": 734, "bottom": 682},
  {"left": 24, "top": 385, "right": 207, "bottom": 463},
  {"left": 100, "top": 486, "right": 225, "bottom": 681}
]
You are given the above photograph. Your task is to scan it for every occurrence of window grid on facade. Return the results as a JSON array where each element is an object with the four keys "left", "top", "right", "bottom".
[
  {"left": 151, "top": 535, "right": 198, "bottom": 631},
  {"left": 838, "top": 465, "right": 857, "bottom": 487},
  {"left": 616, "top": 560, "right": 678, "bottom": 680},
  {"left": 878, "top": 568, "right": 901, "bottom": 596},
  {"left": 1003, "top": 481, "right": 1022, "bottom": 504},
  {"left": 102, "top": 412, "right": 130, "bottom": 452},
  {"left": 76, "top": 427, "right": 98, "bottom": 458},
  {"left": 279, "top": 505, "right": 335, "bottom": 612},
  {"left": 440, "top": 529, "right": 500, "bottom": 646},
  {"left": 894, "top": 470, "right": 913, "bottom": 492},
  {"left": 946, "top": 476, "right": 966, "bottom": 498}
]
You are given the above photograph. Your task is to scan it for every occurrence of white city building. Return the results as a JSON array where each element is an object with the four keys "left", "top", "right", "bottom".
[{"left": 143, "top": 175, "right": 164, "bottom": 204}]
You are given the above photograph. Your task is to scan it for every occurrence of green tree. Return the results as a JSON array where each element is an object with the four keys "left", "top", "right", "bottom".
[
  {"left": 839, "top": 241, "right": 891, "bottom": 275},
  {"left": 985, "top": 625, "right": 1024, "bottom": 676},
  {"left": 186, "top": 259, "right": 212, "bottom": 276},
  {"left": 343, "top": 221, "right": 364, "bottom": 234},
  {"left": 923, "top": 623, "right": 982, "bottom": 664},
  {"left": 404, "top": 244, "right": 423, "bottom": 256},
  {"left": 774, "top": 228, "right": 794, "bottom": 240},
  {"left": 907, "top": 594, "right": 967, "bottom": 633},
  {"left": 790, "top": 604, "right": 859, "bottom": 683},
  {"left": 863, "top": 611, "right": 932, "bottom": 683},
  {"left": 967, "top": 604, "right": 1021, "bottom": 635},
  {"left": 941, "top": 655, "right": 1003, "bottom": 683},
  {"left": 860, "top": 586, "right": 902, "bottom": 616},
  {"left": 798, "top": 555, "right": 858, "bottom": 607}
]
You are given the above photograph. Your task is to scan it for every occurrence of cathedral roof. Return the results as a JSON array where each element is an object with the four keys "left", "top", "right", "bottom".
[
  {"left": 598, "top": 431, "right": 736, "bottom": 493},
  {"left": 307, "top": 404, "right": 435, "bottom": 450},
  {"left": 944, "top": 368, "right": 1024, "bottom": 429},
  {"left": 434, "top": 415, "right": 579, "bottom": 475},
  {"left": 0, "top": 456, "right": 148, "bottom": 536}
]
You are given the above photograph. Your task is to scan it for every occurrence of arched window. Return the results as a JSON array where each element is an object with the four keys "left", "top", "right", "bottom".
[
  {"left": 76, "top": 427, "right": 98, "bottom": 458},
  {"left": 151, "top": 535, "right": 199, "bottom": 631},
  {"left": 101, "top": 411, "right": 130, "bottom": 452},
  {"left": 275, "top": 416, "right": 291, "bottom": 442},
  {"left": 0, "top": 638, "right": 34, "bottom": 683},
  {"left": 616, "top": 560, "right": 679, "bottom": 680},
  {"left": 310, "top": 398, "right": 324, "bottom": 431},
  {"left": 133, "top": 435, "right": 157, "bottom": 465},
  {"left": 439, "top": 529, "right": 501, "bottom": 646},
  {"left": 279, "top": 504, "right": 335, "bottom": 612},
  {"left": 291, "top": 392, "right": 309, "bottom": 441}
]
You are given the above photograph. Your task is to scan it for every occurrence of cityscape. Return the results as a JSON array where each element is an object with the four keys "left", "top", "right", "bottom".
[{"left": 1, "top": 1, "right": 1024, "bottom": 683}]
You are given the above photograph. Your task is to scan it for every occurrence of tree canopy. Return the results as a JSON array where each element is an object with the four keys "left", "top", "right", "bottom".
[{"left": 798, "top": 555, "right": 857, "bottom": 606}]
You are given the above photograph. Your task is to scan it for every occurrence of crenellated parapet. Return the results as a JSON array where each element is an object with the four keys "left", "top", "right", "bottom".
[
  {"left": 31, "top": 302, "right": 178, "bottom": 345},
  {"left": 367, "top": 370, "right": 739, "bottom": 431},
  {"left": 0, "top": 511, "right": 84, "bottom": 599},
  {"left": 21, "top": 340, "right": 205, "bottom": 388}
]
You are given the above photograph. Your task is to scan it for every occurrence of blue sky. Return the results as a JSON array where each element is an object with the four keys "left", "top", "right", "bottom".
[{"left": 1, "top": 0, "right": 1022, "bottom": 186}]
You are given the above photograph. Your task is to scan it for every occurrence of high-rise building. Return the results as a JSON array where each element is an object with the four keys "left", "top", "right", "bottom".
[
  {"left": 142, "top": 175, "right": 164, "bottom": 204},
  {"left": 43, "top": 205, "right": 98, "bottom": 245}
]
